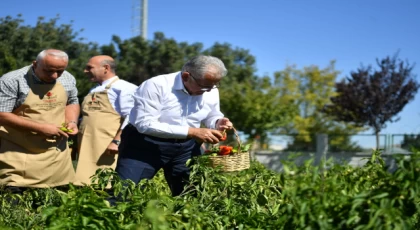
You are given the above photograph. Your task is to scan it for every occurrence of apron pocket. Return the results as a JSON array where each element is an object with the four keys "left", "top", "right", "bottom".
[{"left": 23, "top": 132, "right": 66, "bottom": 153}]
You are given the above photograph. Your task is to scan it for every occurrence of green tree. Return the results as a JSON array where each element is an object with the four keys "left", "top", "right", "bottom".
[
  {"left": 220, "top": 77, "right": 298, "bottom": 146},
  {"left": 203, "top": 42, "right": 258, "bottom": 85},
  {"left": 401, "top": 134, "right": 420, "bottom": 151},
  {"left": 203, "top": 43, "right": 298, "bottom": 146},
  {"left": 0, "top": 15, "right": 23, "bottom": 73},
  {"left": 273, "top": 62, "right": 363, "bottom": 152},
  {"left": 110, "top": 32, "right": 199, "bottom": 86},
  {"left": 0, "top": 15, "right": 99, "bottom": 101}
]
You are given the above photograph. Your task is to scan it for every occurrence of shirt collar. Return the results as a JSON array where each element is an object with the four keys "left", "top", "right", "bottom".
[{"left": 173, "top": 72, "right": 190, "bottom": 95}]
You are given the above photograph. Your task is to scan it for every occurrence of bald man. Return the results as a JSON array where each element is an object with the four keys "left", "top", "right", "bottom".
[
  {"left": 0, "top": 49, "right": 79, "bottom": 190},
  {"left": 75, "top": 55, "right": 137, "bottom": 186}
]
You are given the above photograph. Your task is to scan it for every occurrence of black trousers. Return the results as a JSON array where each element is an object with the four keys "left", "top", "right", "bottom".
[{"left": 113, "top": 125, "right": 202, "bottom": 197}]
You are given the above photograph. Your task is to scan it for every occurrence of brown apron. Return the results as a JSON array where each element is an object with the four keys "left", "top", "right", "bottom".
[
  {"left": 0, "top": 68, "right": 75, "bottom": 188},
  {"left": 75, "top": 78, "right": 123, "bottom": 185}
]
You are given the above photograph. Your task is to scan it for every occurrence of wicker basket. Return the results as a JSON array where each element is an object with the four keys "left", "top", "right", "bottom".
[
  {"left": 208, "top": 128, "right": 250, "bottom": 172},
  {"left": 208, "top": 152, "right": 250, "bottom": 172}
]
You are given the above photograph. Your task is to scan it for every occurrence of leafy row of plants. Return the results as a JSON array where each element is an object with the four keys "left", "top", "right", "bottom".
[{"left": 0, "top": 150, "right": 419, "bottom": 229}]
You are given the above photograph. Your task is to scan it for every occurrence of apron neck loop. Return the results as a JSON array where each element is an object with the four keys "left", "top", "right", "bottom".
[
  {"left": 27, "top": 67, "right": 35, "bottom": 87},
  {"left": 105, "top": 77, "right": 120, "bottom": 90}
]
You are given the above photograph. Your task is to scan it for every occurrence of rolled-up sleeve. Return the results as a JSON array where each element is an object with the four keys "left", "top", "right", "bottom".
[{"left": 65, "top": 74, "right": 79, "bottom": 105}]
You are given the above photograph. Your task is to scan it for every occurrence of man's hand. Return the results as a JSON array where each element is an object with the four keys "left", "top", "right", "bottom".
[
  {"left": 188, "top": 128, "right": 224, "bottom": 144},
  {"left": 65, "top": 122, "right": 79, "bottom": 135},
  {"left": 216, "top": 117, "right": 233, "bottom": 131},
  {"left": 41, "top": 123, "right": 69, "bottom": 139},
  {"left": 0, "top": 112, "right": 70, "bottom": 139},
  {"left": 106, "top": 142, "right": 119, "bottom": 155}
]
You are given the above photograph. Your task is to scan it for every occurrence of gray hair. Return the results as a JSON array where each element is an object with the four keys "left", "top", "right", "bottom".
[
  {"left": 100, "top": 59, "right": 116, "bottom": 73},
  {"left": 36, "top": 49, "right": 69, "bottom": 62},
  {"left": 181, "top": 55, "right": 228, "bottom": 79}
]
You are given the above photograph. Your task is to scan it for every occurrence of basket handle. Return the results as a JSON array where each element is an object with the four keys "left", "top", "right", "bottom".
[{"left": 232, "top": 127, "right": 242, "bottom": 153}]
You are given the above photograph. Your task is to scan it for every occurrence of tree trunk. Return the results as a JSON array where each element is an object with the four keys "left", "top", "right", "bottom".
[{"left": 375, "top": 131, "right": 380, "bottom": 150}]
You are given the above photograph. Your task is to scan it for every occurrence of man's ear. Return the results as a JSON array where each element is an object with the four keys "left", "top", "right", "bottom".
[
  {"left": 181, "top": 72, "right": 189, "bottom": 82},
  {"left": 104, "top": 64, "right": 110, "bottom": 73},
  {"left": 32, "top": 61, "right": 37, "bottom": 68}
]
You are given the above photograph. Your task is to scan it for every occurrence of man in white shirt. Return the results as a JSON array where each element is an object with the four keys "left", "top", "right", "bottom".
[
  {"left": 114, "top": 55, "right": 233, "bottom": 199},
  {"left": 75, "top": 55, "right": 137, "bottom": 185}
]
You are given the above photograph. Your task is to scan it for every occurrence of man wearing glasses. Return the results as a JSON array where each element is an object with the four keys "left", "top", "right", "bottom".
[{"left": 111, "top": 55, "right": 233, "bottom": 201}]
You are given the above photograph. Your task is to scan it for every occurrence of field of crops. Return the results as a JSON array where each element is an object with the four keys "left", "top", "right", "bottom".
[{"left": 0, "top": 150, "right": 419, "bottom": 229}]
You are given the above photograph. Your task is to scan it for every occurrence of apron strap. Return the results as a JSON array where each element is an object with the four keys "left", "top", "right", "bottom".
[
  {"left": 105, "top": 77, "right": 120, "bottom": 90},
  {"left": 90, "top": 77, "right": 120, "bottom": 100},
  {"left": 26, "top": 67, "right": 35, "bottom": 87}
]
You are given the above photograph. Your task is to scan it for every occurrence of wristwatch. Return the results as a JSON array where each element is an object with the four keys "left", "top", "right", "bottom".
[{"left": 111, "top": 140, "right": 121, "bottom": 146}]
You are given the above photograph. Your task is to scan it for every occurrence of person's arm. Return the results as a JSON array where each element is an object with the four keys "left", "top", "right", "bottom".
[
  {"left": 105, "top": 94, "right": 127, "bottom": 155},
  {"left": 215, "top": 117, "right": 233, "bottom": 131},
  {"left": 202, "top": 89, "right": 224, "bottom": 129},
  {"left": 188, "top": 89, "right": 232, "bottom": 143},
  {"left": 65, "top": 104, "right": 80, "bottom": 135},
  {"left": 63, "top": 75, "right": 80, "bottom": 135},
  {"left": 129, "top": 79, "right": 189, "bottom": 138},
  {"left": 0, "top": 79, "right": 67, "bottom": 137},
  {"left": 105, "top": 128, "right": 122, "bottom": 155},
  {"left": 104, "top": 81, "right": 136, "bottom": 155},
  {"left": 0, "top": 112, "right": 67, "bottom": 137},
  {"left": 187, "top": 127, "right": 223, "bottom": 144},
  {"left": 116, "top": 82, "right": 137, "bottom": 131},
  {"left": 130, "top": 79, "right": 224, "bottom": 143}
]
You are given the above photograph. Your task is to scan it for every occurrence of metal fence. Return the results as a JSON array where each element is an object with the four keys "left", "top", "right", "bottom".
[
  {"left": 258, "top": 133, "right": 419, "bottom": 154},
  {"left": 254, "top": 133, "right": 417, "bottom": 172}
]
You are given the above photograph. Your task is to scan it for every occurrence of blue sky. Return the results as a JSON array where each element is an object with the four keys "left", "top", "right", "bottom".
[{"left": 2, "top": 0, "right": 420, "bottom": 138}]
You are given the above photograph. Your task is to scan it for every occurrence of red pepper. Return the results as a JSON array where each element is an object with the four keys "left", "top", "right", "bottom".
[{"left": 218, "top": 145, "right": 233, "bottom": 155}]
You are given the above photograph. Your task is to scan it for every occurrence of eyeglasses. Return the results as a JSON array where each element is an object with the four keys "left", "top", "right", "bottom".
[{"left": 188, "top": 72, "right": 221, "bottom": 91}]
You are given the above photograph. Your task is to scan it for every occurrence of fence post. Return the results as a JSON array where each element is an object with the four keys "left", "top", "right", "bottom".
[{"left": 315, "top": 133, "right": 328, "bottom": 168}]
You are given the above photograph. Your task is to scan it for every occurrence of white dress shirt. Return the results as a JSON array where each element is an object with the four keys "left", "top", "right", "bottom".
[
  {"left": 129, "top": 72, "right": 224, "bottom": 139},
  {"left": 89, "top": 76, "right": 137, "bottom": 129}
]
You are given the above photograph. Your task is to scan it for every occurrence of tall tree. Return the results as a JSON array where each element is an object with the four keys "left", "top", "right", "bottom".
[
  {"left": 203, "top": 42, "right": 258, "bottom": 85},
  {"left": 219, "top": 77, "right": 298, "bottom": 145},
  {"left": 0, "top": 15, "right": 99, "bottom": 101},
  {"left": 273, "top": 62, "right": 364, "bottom": 152},
  {"left": 203, "top": 42, "right": 294, "bottom": 143},
  {"left": 110, "top": 32, "right": 202, "bottom": 86},
  {"left": 324, "top": 55, "right": 419, "bottom": 149}
]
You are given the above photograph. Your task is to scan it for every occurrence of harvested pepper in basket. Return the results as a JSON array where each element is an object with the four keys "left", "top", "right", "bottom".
[
  {"left": 218, "top": 145, "right": 232, "bottom": 155},
  {"left": 204, "top": 145, "right": 233, "bottom": 156},
  {"left": 205, "top": 127, "right": 251, "bottom": 172}
]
